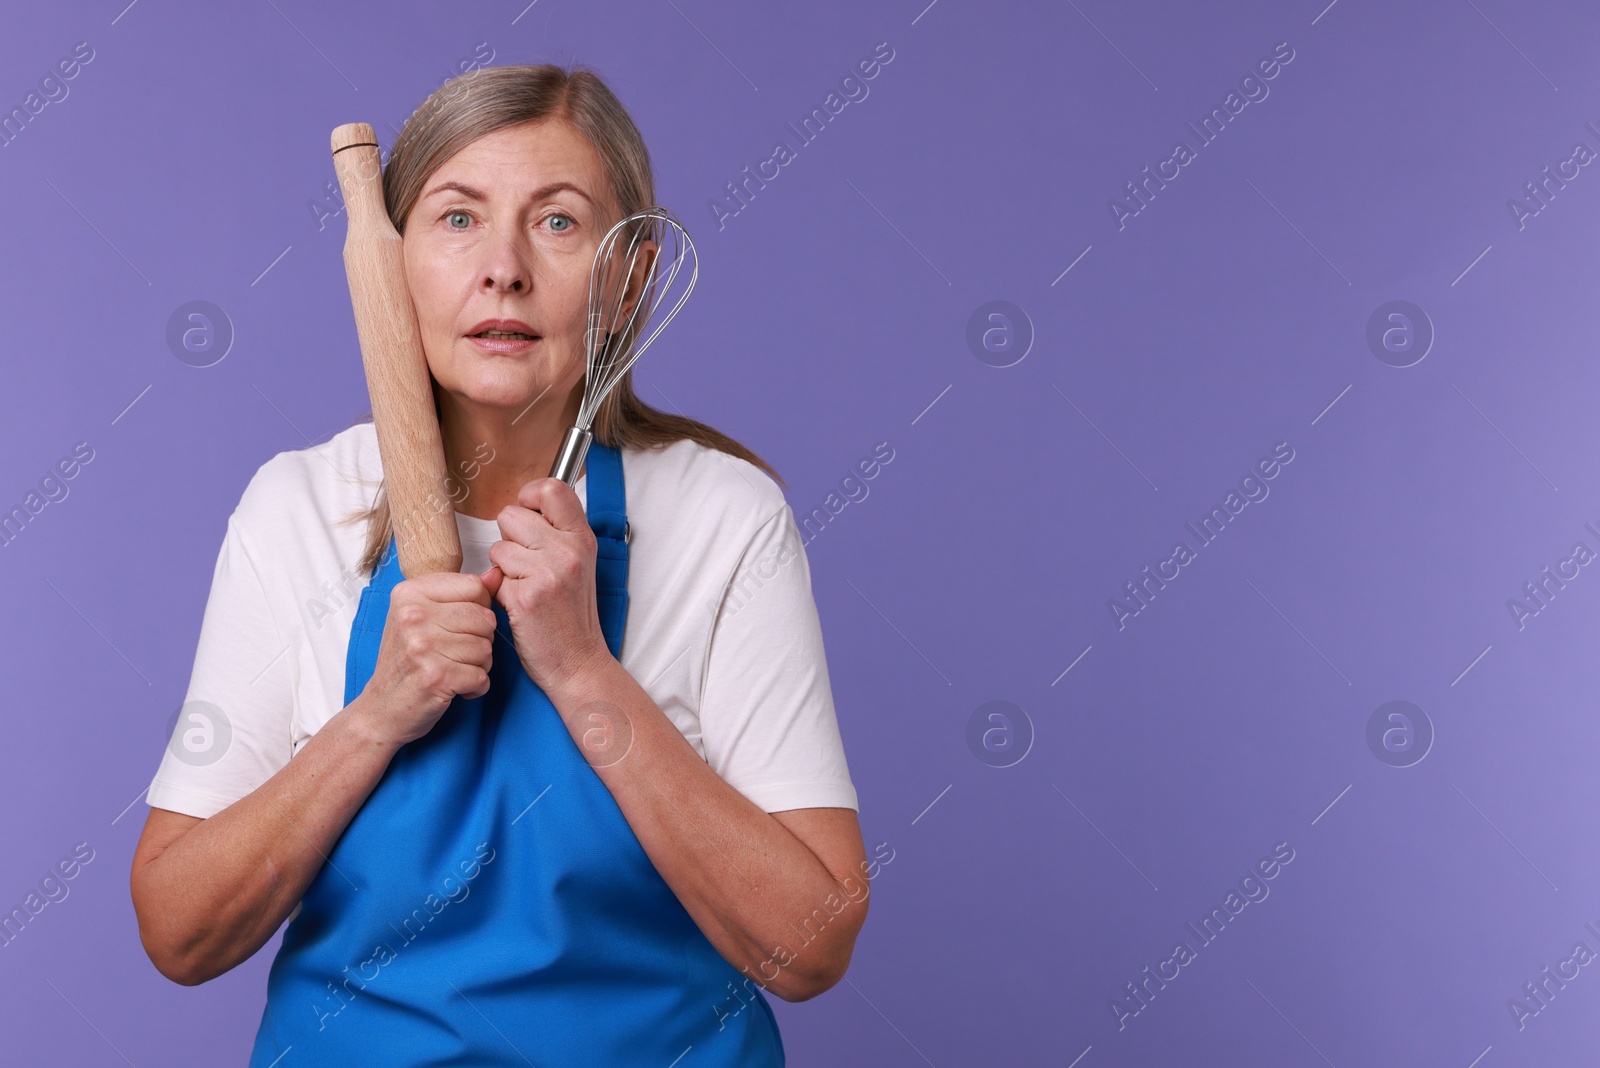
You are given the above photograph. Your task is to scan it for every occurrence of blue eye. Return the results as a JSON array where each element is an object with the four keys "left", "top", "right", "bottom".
[
  {"left": 445, "top": 211, "right": 472, "bottom": 230},
  {"left": 548, "top": 214, "right": 572, "bottom": 232}
]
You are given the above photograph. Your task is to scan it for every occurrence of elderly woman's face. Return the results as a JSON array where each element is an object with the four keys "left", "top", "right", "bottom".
[{"left": 403, "top": 118, "right": 613, "bottom": 415}]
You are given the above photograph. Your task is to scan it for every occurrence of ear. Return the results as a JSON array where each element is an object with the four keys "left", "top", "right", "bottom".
[
  {"left": 597, "top": 238, "right": 658, "bottom": 335},
  {"left": 618, "top": 240, "right": 658, "bottom": 320}
]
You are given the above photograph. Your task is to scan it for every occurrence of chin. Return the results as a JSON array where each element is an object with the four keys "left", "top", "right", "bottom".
[
  {"left": 472, "top": 383, "right": 550, "bottom": 410},
  {"left": 437, "top": 366, "right": 538, "bottom": 407}
]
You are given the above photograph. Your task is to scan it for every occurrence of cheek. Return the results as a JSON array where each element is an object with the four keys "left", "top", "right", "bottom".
[
  {"left": 401, "top": 251, "right": 449, "bottom": 327},
  {"left": 556, "top": 272, "right": 596, "bottom": 326},
  {"left": 403, "top": 233, "right": 471, "bottom": 303}
]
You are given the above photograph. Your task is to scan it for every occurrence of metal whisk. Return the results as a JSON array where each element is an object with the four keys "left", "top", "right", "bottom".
[{"left": 548, "top": 207, "right": 699, "bottom": 485}]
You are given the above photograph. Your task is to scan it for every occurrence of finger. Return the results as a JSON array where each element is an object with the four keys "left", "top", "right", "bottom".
[
  {"left": 430, "top": 600, "right": 499, "bottom": 638},
  {"left": 460, "top": 669, "right": 492, "bottom": 701},
  {"left": 480, "top": 565, "right": 503, "bottom": 599},
  {"left": 408, "top": 570, "right": 495, "bottom": 607},
  {"left": 514, "top": 476, "right": 588, "bottom": 535},
  {"left": 486, "top": 536, "right": 540, "bottom": 580},
  {"left": 430, "top": 627, "right": 494, "bottom": 671},
  {"left": 495, "top": 502, "right": 554, "bottom": 551}
]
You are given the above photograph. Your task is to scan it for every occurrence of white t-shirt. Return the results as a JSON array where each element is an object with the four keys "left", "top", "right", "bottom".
[{"left": 146, "top": 421, "right": 858, "bottom": 818}]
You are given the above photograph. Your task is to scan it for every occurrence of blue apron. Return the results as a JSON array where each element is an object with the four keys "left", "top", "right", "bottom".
[{"left": 249, "top": 443, "right": 785, "bottom": 1067}]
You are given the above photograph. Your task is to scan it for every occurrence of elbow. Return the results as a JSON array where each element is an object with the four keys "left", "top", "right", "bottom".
[
  {"left": 136, "top": 920, "right": 211, "bottom": 986},
  {"left": 768, "top": 885, "right": 870, "bottom": 1002},
  {"left": 767, "top": 933, "right": 860, "bottom": 1003},
  {"left": 130, "top": 873, "right": 214, "bottom": 987},
  {"left": 137, "top": 903, "right": 234, "bottom": 987},
  {"left": 128, "top": 808, "right": 242, "bottom": 986},
  {"left": 134, "top": 906, "right": 214, "bottom": 987},
  {"left": 152, "top": 952, "right": 211, "bottom": 988},
  {"left": 770, "top": 954, "right": 849, "bottom": 1002},
  {"left": 772, "top": 976, "right": 830, "bottom": 1003}
]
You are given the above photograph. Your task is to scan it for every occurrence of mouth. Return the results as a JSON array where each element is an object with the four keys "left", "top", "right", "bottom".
[
  {"left": 470, "top": 329, "right": 539, "bottom": 340},
  {"left": 466, "top": 319, "right": 542, "bottom": 353},
  {"left": 468, "top": 332, "right": 541, "bottom": 356}
]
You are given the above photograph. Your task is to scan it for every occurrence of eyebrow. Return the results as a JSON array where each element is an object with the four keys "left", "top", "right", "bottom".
[{"left": 421, "top": 179, "right": 596, "bottom": 206}]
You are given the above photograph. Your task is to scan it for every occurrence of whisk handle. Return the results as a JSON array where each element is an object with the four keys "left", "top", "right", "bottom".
[{"left": 550, "top": 425, "right": 592, "bottom": 486}]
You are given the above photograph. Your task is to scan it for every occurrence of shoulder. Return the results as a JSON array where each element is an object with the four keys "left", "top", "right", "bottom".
[
  {"left": 620, "top": 436, "right": 789, "bottom": 552},
  {"left": 230, "top": 420, "right": 381, "bottom": 541},
  {"left": 609, "top": 436, "right": 803, "bottom": 742}
]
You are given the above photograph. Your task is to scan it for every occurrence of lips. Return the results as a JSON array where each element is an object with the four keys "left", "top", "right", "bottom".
[{"left": 466, "top": 318, "right": 539, "bottom": 340}]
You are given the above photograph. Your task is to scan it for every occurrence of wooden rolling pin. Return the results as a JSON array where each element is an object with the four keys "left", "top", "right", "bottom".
[{"left": 330, "top": 122, "right": 462, "bottom": 577}]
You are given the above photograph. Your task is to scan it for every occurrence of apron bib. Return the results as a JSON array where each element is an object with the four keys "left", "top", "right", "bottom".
[{"left": 249, "top": 443, "right": 784, "bottom": 1067}]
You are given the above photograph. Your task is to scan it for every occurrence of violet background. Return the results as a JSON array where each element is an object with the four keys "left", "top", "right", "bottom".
[{"left": 4, "top": 0, "right": 1600, "bottom": 1064}]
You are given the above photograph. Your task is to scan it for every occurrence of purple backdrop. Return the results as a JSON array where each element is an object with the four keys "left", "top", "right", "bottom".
[{"left": 4, "top": 0, "right": 1599, "bottom": 1064}]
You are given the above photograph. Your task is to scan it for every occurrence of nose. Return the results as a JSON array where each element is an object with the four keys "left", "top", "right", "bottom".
[{"left": 478, "top": 224, "right": 533, "bottom": 294}]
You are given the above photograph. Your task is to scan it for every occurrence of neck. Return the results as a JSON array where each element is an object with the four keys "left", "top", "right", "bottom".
[{"left": 435, "top": 381, "right": 586, "bottom": 520}]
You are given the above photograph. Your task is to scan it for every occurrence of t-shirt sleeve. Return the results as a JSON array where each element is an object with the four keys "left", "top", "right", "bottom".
[
  {"left": 696, "top": 504, "right": 859, "bottom": 814},
  {"left": 145, "top": 513, "right": 296, "bottom": 819}
]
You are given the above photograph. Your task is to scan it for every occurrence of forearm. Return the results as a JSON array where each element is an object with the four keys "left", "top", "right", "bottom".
[
  {"left": 548, "top": 658, "right": 863, "bottom": 1000},
  {"left": 134, "top": 694, "right": 400, "bottom": 985}
]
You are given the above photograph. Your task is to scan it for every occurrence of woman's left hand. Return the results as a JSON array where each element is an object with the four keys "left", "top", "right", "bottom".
[{"left": 482, "top": 477, "right": 611, "bottom": 696}]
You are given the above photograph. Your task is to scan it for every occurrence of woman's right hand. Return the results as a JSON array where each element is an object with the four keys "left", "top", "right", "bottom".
[{"left": 357, "top": 570, "right": 500, "bottom": 747}]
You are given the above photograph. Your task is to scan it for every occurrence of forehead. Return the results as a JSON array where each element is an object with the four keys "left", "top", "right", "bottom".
[{"left": 428, "top": 119, "right": 608, "bottom": 201}]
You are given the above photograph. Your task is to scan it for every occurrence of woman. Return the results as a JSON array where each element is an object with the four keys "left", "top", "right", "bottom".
[{"left": 130, "top": 64, "right": 872, "bottom": 1066}]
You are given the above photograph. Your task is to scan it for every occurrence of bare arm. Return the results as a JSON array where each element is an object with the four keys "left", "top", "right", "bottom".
[
  {"left": 547, "top": 657, "right": 871, "bottom": 1003},
  {"left": 130, "top": 696, "right": 401, "bottom": 986}
]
